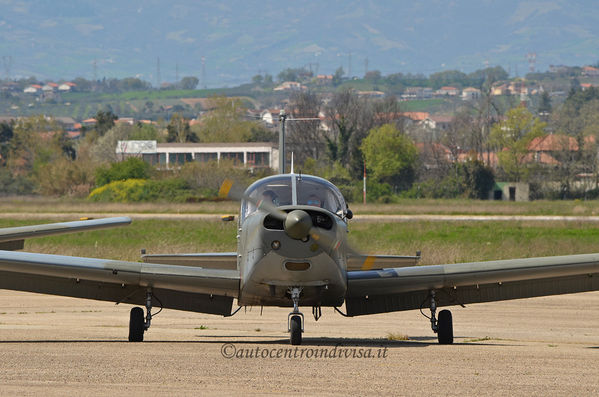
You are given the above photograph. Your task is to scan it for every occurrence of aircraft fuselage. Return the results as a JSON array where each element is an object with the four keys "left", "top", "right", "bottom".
[{"left": 237, "top": 206, "right": 348, "bottom": 307}]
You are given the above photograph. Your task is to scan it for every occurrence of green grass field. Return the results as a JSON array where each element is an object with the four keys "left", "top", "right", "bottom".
[
  {"left": 2, "top": 216, "right": 598, "bottom": 266},
  {"left": 1, "top": 197, "right": 599, "bottom": 216}
]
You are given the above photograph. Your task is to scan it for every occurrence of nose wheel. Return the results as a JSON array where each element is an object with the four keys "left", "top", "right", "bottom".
[{"left": 287, "top": 287, "right": 304, "bottom": 345}]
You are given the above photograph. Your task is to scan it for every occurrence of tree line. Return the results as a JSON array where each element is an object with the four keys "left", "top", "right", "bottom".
[{"left": 2, "top": 85, "right": 599, "bottom": 201}]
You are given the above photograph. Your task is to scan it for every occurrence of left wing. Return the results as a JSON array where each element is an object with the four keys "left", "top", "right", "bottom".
[
  {"left": 0, "top": 217, "right": 132, "bottom": 250},
  {"left": 345, "top": 253, "right": 599, "bottom": 316},
  {"left": 0, "top": 250, "right": 240, "bottom": 315},
  {"left": 142, "top": 253, "right": 238, "bottom": 270}
]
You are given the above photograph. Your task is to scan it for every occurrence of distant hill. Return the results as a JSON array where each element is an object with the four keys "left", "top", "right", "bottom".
[{"left": 1, "top": 0, "right": 599, "bottom": 86}]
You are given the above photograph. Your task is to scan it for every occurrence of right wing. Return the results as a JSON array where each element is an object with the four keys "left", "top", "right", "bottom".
[
  {"left": 346, "top": 254, "right": 420, "bottom": 271},
  {"left": 0, "top": 250, "right": 240, "bottom": 315},
  {"left": 0, "top": 217, "right": 132, "bottom": 250},
  {"left": 345, "top": 253, "right": 599, "bottom": 316}
]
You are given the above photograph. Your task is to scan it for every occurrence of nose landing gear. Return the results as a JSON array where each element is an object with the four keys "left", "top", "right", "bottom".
[{"left": 287, "top": 287, "right": 304, "bottom": 345}]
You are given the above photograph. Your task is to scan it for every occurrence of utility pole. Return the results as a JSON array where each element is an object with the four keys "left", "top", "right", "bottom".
[
  {"left": 348, "top": 52, "right": 352, "bottom": 77},
  {"left": 363, "top": 163, "right": 367, "bottom": 204},
  {"left": 92, "top": 58, "right": 97, "bottom": 82},
  {"left": 279, "top": 109, "right": 287, "bottom": 174}
]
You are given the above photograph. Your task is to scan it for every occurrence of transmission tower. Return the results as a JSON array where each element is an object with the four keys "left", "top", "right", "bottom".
[
  {"left": 526, "top": 52, "right": 537, "bottom": 73},
  {"left": 2, "top": 56, "right": 13, "bottom": 80},
  {"left": 364, "top": 57, "right": 369, "bottom": 77},
  {"left": 175, "top": 62, "right": 179, "bottom": 82},
  {"left": 201, "top": 56, "right": 206, "bottom": 89},
  {"left": 156, "top": 56, "right": 161, "bottom": 88}
]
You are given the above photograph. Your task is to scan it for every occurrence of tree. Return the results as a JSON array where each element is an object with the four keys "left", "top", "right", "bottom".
[
  {"left": 324, "top": 89, "right": 363, "bottom": 166},
  {"left": 252, "top": 74, "right": 264, "bottom": 85},
  {"left": 489, "top": 106, "right": 546, "bottom": 182},
  {"left": 95, "top": 110, "right": 118, "bottom": 136},
  {"left": 429, "top": 70, "right": 468, "bottom": 89},
  {"left": 324, "top": 90, "right": 403, "bottom": 174},
  {"left": 167, "top": 113, "right": 198, "bottom": 143},
  {"left": 95, "top": 157, "right": 151, "bottom": 187},
  {"left": 538, "top": 91, "right": 552, "bottom": 115},
  {"left": 332, "top": 67, "right": 344, "bottom": 86},
  {"left": 277, "top": 68, "right": 312, "bottom": 82},
  {"left": 179, "top": 76, "right": 199, "bottom": 90},
  {"left": 361, "top": 124, "right": 417, "bottom": 191},
  {"left": 194, "top": 96, "right": 259, "bottom": 142},
  {"left": 0, "top": 122, "right": 13, "bottom": 165},
  {"left": 7, "top": 115, "right": 59, "bottom": 177},
  {"left": 286, "top": 91, "right": 324, "bottom": 164},
  {"left": 364, "top": 70, "right": 382, "bottom": 83}
]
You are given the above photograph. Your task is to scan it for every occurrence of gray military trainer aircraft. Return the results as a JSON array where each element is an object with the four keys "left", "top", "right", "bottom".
[{"left": 1, "top": 173, "right": 598, "bottom": 345}]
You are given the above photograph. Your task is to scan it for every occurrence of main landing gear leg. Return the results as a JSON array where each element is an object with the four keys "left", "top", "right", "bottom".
[
  {"left": 429, "top": 290, "right": 453, "bottom": 344},
  {"left": 129, "top": 289, "right": 153, "bottom": 342},
  {"left": 287, "top": 287, "right": 304, "bottom": 346}
]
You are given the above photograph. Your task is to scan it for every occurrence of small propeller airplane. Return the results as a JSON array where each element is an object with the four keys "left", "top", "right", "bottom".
[{"left": 1, "top": 172, "right": 599, "bottom": 345}]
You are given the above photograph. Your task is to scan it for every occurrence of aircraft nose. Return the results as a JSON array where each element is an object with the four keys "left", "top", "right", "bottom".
[{"left": 284, "top": 210, "right": 312, "bottom": 240}]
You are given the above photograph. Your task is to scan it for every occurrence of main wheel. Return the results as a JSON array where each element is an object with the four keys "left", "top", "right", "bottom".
[
  {"left": 437, "top": 309, "right": 453, "bottom": 344},
  {"left": 289, "top": 315, "right": 302, "bottom": 346},
  {"left": 129, "top": 307, "right": 145, "bottom": 342}
]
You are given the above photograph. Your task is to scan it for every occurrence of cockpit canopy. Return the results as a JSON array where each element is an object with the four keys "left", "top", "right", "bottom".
[{"left": 241, "top": 174, "right": 347, "bottom": 221}]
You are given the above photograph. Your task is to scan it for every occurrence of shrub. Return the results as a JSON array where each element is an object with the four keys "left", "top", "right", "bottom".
[
  {"left": 88, "top": 178, "right": 193, "bottom": 202},
  {"left": 95, "top": 157, "right": 151, "bottom": 187}
]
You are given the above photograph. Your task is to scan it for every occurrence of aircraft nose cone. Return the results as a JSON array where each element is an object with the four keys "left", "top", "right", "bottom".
[{"left": 284, "top": 210, "right": 312, "bottom": 240}]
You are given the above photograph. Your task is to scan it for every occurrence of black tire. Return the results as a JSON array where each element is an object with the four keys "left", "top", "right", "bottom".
[
  {"left": 129, "top": 307, "right": 145, "bottom": 342},
  {"left": 290, "top": 315, "right": 302, "bottom": 346},
  {"left": 437, "top": 309, "right": 453, "bottom": 344}
]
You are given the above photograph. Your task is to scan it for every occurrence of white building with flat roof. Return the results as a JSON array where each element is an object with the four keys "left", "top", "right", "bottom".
[{"left": 116, "top": 141, "right": 278, "bottom": 170}]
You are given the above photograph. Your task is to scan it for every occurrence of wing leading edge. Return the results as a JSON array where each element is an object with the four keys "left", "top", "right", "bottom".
[
  {"left": 0, "top": 217, "right": 132, "bottom": 250},
  {"left": 345, "top": 253, "right": 599, "bottom": 316},
  {"left": 0, "top": 250, "right": 240, "bottom": 315}
]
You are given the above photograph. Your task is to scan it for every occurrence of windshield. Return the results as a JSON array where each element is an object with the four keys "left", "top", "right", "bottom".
[{"left": 240, "top": 174, "right": 346, "bottom": 221}]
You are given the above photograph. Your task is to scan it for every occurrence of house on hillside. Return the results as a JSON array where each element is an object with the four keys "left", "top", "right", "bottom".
[
  {"left": 461, "top": 87, "right": 481, "bottom": 101},
  {"left": 527, "top": 134, "right": 580, "bottom": 165},
  {"left": 261, "top": 109, "right": 282, "bottom": 125},
  {"left": 58, "top": 82, "right": 76, "bottom": 91},
  {"left": 402, "top": 87, "right": 433, "bottom": 100},
  {"left": 274, "top": 81, "right": 304, "bottom": 91},
  {"left": 24, "top": 84, "right": 42, "bottom": 94},
  {"left": 582, "top": 66, "right": 599, "bottom": 77},
  {"left": 421, "top": 115, "right": 453, "bottom": 131},
  {"left": 435, "top": 86, "right": 460, "bottom": 97}
]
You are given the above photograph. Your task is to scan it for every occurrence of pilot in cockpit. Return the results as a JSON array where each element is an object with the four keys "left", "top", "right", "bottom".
[
  {"left": 306, "top": 194, "right": 322, "bottom": 207},
  {"left": 261, "top": 189, "right": 280, "bottom": 206}
]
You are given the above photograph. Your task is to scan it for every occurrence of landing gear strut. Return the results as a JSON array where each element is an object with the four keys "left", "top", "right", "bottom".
[
  {"left": 129, "top": 289, "right": 153, "bottom": 342},
  {"left": 429, "top": 290, "right": 453, "bottom": 344},
  {"left": 287, "top": 287, "right": 304, "bottom": 345}
]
